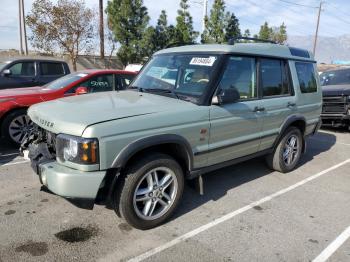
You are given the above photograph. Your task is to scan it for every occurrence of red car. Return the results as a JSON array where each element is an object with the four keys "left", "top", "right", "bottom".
[{"left": 0, "top": 69, "right": 137, "bottom": 145}]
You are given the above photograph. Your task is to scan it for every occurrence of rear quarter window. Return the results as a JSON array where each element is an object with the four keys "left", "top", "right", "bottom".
[
  {"left": 40, "top": 62, "right": 65, "bottom": 76},
  {"left": 295, "top": 62, "right": 317, "bottom": 93}
]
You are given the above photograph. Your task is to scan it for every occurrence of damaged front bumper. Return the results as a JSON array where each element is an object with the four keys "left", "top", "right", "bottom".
[
  {"left": 22, "top": 131, "right": 106, "bottom": 210},
  {"left": 38, "top": 161, "right": 106, "bottom": 209}
]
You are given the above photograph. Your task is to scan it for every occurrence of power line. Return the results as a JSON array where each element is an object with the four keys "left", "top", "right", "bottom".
[
  {"left": 242, "top": 0, "right": 313, "bottom": 35},
  {"left": 277, "top": 0, "right": 318, "bottom": 9}
]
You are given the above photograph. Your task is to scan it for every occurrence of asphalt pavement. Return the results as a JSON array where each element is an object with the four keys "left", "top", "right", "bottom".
[{"left": 0, "top": 129, "right": 349, "bottom": 262}]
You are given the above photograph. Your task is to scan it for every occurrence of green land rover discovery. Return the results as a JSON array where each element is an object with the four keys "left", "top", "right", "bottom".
[{"left": 23, "top": 42, "right": 322, "bottom": 229}]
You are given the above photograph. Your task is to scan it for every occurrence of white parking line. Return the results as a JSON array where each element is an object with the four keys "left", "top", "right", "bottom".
[
  {"left": 0, "top": 160, "right": 29, "bottom": 167},
  {"left": 309, "top": 137, "right": 350, "bottom": 146},
  {"left": 127, "top": 159, "right": 350, "bottom": 262},
  {"left": 0, "top": 152, "right": 19, "bottom": 157},
  {"left": 312, "top": 225, "right": 350, "bottom": 262}
]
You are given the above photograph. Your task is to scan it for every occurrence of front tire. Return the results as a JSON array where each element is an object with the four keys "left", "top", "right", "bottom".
[
  {"left": 266, "top": 127, "right": 303, "bottom": 173},
  {"left": 113, "top": 153, "right": 184, "bottom": 230}
]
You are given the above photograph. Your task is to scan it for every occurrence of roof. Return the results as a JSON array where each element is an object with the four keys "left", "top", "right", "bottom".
[
  {"left": 154, "top": 43, "right": 315, "bottom": 62},
  {"left": 0, "top": 56, "right": 66, "bottom": 63},
  {"left": 77, "top": 69, "right": 137, "bottom": 75}
]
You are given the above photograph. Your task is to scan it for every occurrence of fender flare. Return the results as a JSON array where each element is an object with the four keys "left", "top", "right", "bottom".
[
  {"left": 273, "top": 114, "right": 307, "bottom": 151},
  {"left": 111, "top": 134, "right": 194, "bottom": 171}
]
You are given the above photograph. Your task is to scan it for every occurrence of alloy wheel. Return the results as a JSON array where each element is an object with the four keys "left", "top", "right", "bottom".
[
  {"left": 8, "top": 114, "right": 33, "bottom": 144},
  {"left": 133, "top": 167, "right": 178, "bottom": 220},
  {"left": 283, "top": 134, "right": 299, "bottom": 166}
]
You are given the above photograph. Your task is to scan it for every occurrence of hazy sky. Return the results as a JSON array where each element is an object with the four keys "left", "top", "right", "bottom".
[{"left": 0, "top": 0, "right": 349, "bottom": 50}]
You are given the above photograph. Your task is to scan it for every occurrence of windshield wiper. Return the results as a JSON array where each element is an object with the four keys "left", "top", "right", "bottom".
[{"left": 138, "top": 88, "right": 180, "bottom": 99}]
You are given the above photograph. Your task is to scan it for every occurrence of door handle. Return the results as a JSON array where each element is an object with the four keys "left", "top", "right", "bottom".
[
  {"left": 253, "top": 106, "right": 265, "bottom": 112},
  {"left": 287, "top": 102, "right": 296, "bottom": 107}
]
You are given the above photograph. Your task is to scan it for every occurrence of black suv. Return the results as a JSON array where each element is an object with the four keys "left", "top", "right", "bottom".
[
  {"left": 0, "top": 58, "right": 70, "bottom": 90},
  {"left": 320, "top": 68, "right": 350, "bottom": 129}
]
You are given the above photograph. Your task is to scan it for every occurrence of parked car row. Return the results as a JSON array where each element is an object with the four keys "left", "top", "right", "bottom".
[
  {"left": 319, "top": 68, "right": 350, "bottom": 129},
  {"left": 18, "top": 41, "right": 322, "bottom": 229}
]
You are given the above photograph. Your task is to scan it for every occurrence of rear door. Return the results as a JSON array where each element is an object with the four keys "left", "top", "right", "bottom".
[
  {"left": 258, "top": 58, "right": 296, "bottom": 151},
  {"left": 38, "top": 61, "right": 66, "bottom": 85},
  {"left": 78, "top": 73, "right": 115, "bottom": 93},
  {"left": 208, "top": 55, "right": 264, "bottom": 165},
  {"left": 0, "top": 61, "right": 37, "bottom": 89}
]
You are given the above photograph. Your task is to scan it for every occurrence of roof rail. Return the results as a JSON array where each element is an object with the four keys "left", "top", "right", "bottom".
[
  {"left": 228, "top": 37, "right": 277, "bottom": 45},
  {"left": 165, "top": 42, "right": 197, "bottom": 48}
]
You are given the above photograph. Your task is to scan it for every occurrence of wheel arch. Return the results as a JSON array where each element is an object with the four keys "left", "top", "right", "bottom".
[
  {"left": 274, "top": 115, "right": 307, "bottom": 152},
  {"left": 111, "top": 134, "right": 194, "bottom": 175}
]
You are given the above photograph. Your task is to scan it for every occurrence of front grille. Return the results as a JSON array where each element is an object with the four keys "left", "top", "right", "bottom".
[{"left": 322, "top": 96, "right": 347, "bottom": 114}]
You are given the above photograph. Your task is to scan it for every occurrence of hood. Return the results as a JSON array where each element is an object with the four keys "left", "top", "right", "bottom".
[
  {"left": 28, "top": 90, "right": 195, "bottom": 136},
  {"left": 322, "top": 84, "right": 350, "bottom": 97},
  {"left": 0, "top": 86, "right": 55, "bottom": 99}
]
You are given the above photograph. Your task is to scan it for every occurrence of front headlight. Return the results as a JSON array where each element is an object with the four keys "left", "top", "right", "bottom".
[{"left": 56, "top": 134, "right": 99, "bottom": 165}]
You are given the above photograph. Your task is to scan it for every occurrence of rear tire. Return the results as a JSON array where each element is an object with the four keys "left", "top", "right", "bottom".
[
  {"left": 266, "top": 127, "right": 303, "bottom": 173},
  {"left": 1, "top": 109, "right": 33, "bottom": 146},
  {"left": 113, "top": 153, "right": 184, "bottom": 230}
]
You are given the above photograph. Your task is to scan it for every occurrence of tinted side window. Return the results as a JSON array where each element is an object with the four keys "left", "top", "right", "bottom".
[
  {"left": 218, "top": 56, "right": 257, "bottom": 100},
  {"left": 261, "top": 59, "right": 289, "bottom": 97},
  {"left": 80, "top": 74, "right": 114, "bottom": 93},
  {"left": 9, "top": 62, "right": 35, "bottom": 76},
  {"left": 40, "top": 62, "right": 64, "bottom": 76},
  {"left": 295, "top": 62, "right": 317, "bottom": 93}
]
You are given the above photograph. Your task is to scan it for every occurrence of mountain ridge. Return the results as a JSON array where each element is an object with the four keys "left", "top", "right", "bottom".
[{"left": 287, "top": 35, "right": 350, "bottom": 63}]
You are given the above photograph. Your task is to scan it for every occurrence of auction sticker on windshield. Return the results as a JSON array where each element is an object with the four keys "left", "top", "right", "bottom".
[{"left": 190, "top": 57, "right": 216, "bottom": 66}]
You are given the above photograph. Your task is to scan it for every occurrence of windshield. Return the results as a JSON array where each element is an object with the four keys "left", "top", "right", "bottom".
[
  {"left": 320, "top": 69, "right": 350, "bottom": 86},
  {"left": 131, "top": 54, "right": 219, "bottom": 103},
  {"left": 44, "top": 72, "right": 88, "bottom": 90}
]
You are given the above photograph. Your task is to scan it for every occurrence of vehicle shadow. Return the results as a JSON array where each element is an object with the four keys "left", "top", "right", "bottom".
[
  {"left": 171, "top": 131, "right": 337, "bottom": 221},
  {"left": 0, "top": 138, "right": 19, "bottom": 165}
]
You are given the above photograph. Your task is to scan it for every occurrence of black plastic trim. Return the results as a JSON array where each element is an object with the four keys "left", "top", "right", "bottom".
[
  {"left": 273, "top": 115, "right": 307, "bottom": 149},
  {"left": 111, "top": 134, "right": 194, "bottom": 170},
  {"left": 189, "top": 148, "right": 273, "bottom": 178}
]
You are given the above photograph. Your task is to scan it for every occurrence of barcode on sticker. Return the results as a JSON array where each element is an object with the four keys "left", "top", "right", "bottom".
[{"left": 190, "top": 57, "right": 216, "bottom": 66}]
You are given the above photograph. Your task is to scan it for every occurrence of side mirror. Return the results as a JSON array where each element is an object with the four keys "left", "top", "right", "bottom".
[
  {"left": 3, "top": 69, "right": 11, "bottom": 76},
  {"left": 212, "top": 88, "right": 240, "bottom": 105},
  {"left": 75, "top": 86, "right": 88, "bottom": 95}
]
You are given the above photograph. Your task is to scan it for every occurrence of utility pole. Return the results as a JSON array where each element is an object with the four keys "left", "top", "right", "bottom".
[
  {"left": 313, "top": 1, "right": 323, "bottom": 56},
  {"left": 99, "top": 0, "right": 105, "bottom": 59},
  {"left": 18, "top": 0, "right": 23, "bottom": 55},
  {"left": 202, "top": 0, "right": 208, "bottom": 33},
  {"left": 21, "top": 0, "right": 28, "bottom": 55}
]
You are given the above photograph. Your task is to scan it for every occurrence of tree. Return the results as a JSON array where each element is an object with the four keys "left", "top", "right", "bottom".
[
  {"left": 224, "top": 12, "right": 240, "bottom": 42},
  {"left": 272, "top": 22, "right": 287, "bottom": 44},
  {"left": 174, "top": 0, "right": 198, "bottom": 45},
  {"left": 107, "top": 0, "right": 150, "bottom": 66},
  {"left": 26, "top": 0, "right": 94, "bottom": 71},
  {"left": 258, "top": 21, "right": 287, "bottom": 44},
  {"left": 201, "top": 0, "right": 225, "bottom": 43},
  {"left": 201, "top": 0, "right": 240, "bottom": 44},
  {"left": 259, "top": 22, "right": 273, "bottom": 41},
  {"left": 243, "top": 29, "right": 251, "bottom": 38},
  {"left": 155, "top": 10, "right": 171, "bottom": 50}
]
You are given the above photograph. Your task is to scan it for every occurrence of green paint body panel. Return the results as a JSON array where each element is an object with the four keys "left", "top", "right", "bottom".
[{"left": 27, "top": 43, "right": 322, "bottom": 201}]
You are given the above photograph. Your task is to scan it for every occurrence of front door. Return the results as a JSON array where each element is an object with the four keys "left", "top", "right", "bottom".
[
  {"left": 208, "top": 56, "right": 264, "bottom": 166},
  {"left": 0, "top": 61, "right": 37, "bottom": 89}
]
